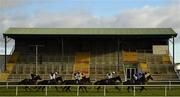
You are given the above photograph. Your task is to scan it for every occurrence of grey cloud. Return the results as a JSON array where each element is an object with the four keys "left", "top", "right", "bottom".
[
  {"left": 0, "top": 0, "right": 26, "bottom": 8},
  {"left": 0, "top": 0, "right": 54, "bottom": 8},
  {"left": 0, "top": 2, "right": 180, "bottom": 54}
]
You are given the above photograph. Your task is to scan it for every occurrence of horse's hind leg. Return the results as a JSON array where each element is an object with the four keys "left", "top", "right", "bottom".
[
  {"left": 65, "top": 86, "right": 70, "bottom": 92},
  {"left": 25, "top": 86, "right": 30, "bottom": 92},
  {"left": 127, "top": 86, "right": 130, "bottom": 92},
  {"left": 62, "top": 86, "right": 65, "bottom": 92},
  {"left": 42, "top": 86, "right": 45, "bottom": 92},
  {"left": 55, "top": 86, "right": 59, "bottom": 91},
  {"left": 97, "top": 86, "right": 101, "bottom": 92},
  {"left": 115, "top": 86, "right": 121, "bottom": 91},
  {"left": 140, "top": 86, "right": 144, "bottom": 92},
  {"left": 29, "top": 87, "right": 32, "bottom": 91},
  {"left": 36, "top": 86, "right": 40, "bottom": 91}
]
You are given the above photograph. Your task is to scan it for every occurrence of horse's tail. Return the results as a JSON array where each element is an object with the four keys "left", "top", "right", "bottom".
[
  {"left": 61, "top": 81, "right": 65, "bottom": 85},
  {"left": 94, "top": 81, "right": 98, "bottom": 85},
  {"left": 18, "top": 79, "right": 24, "bottom": 85},
  {"left": 18, "top": 81, "right": 21, "bottom": 85},
  {"left": 94, "top": 81, "right": 99, "bottom": 88}
]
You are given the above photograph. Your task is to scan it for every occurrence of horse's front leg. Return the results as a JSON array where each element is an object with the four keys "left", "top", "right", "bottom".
[
  {"left": 62, "top": 86, "right": 66, "bottom": 92},
  {"left": 79, "top": 86, "right": 84, "bottom": 92},
  {"left": 37, "top": 86, "right": 42, "bottom": 91},
  {"left": 140, "top": 86, "right": 145, "bottom": 92},
  {"left": 24, "top": 86, "right": 28, "bottom": 92},
  {"left": 67, "top": 86, "right": 71, "bottom": 92},
  {"left": 127, "top": 86, "right": 130, "bottom": 92},
  {"left": 97, "top": 86, "right": 101, "bottom": 92},
  {"left": 114, "top": 86, "right": 121, "bottom": 91},
  {"left": 84, "top": 87, "right": 88, "bottom": 93}
]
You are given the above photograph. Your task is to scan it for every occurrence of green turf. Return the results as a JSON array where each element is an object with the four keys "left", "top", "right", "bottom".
[{"left": 0, "top": 86, "right": 180, "bottom": 96}]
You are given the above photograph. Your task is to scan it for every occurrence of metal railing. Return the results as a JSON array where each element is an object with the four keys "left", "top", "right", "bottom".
[
  {"left": 5, "top": 73, "right": 178, "bottom": 81},
  {"left": 0, "top": 84, "right": 180, "bottom": 96}
]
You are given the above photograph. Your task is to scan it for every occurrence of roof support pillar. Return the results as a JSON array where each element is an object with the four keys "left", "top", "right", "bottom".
[
  {"left": 117, "top": 38, "right": 120, "bottom": 71},
  {"left": 4, "top": 36, "right": 7, "bottom": 71},
  {"left": 61, "top": 37, "right": 64, "bottom": 61},
  {"left": 173, "top": 37, "right": 175, "bottom": 65}
]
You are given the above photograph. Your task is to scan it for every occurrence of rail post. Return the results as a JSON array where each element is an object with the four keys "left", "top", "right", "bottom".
[
  {"left": 169, "top": 81, "right": 171, "bottom": 90},
  {"left": 165, "top": 86, "right": 167, "bottom": 96},
  {"left": 133, "top": 86, "right": 136, "bottom": 96},
  {"left": 77, "top": 85, "right": 79, "bottom": 96},
  {"left": 6, "top": 82, "right": 8, "bottom": 89},
  {"left": 104, "top": 85, "right": 106, "bottom": 96},
  {"left": 45, "top": 86, "right": 47, "bottom": 96},
  {"left": 16, "top": 86, "right": 18, "bottom": 96}
]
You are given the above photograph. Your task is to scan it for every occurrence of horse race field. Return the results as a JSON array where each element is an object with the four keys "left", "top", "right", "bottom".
[{"left": 0, "top": 85, "right": 180, "bottom": 97}]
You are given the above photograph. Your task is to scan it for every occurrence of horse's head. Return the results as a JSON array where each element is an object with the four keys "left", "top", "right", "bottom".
[
  {"left": 56, "top": 76, "right": 63, "bottom": 82},
  {"left": 34, "top": 75, "right": 42, "bottom": 80},
  {"left": 82, "top": 76, "right": 91, "bottom": 84},
  {"left": 145, "top": 73, "right": 153, "bottom": 82}
]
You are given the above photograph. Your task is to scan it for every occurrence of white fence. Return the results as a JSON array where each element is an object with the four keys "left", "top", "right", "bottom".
[{"left": 0, "top": 84, "right": 180, "bottom": 96}]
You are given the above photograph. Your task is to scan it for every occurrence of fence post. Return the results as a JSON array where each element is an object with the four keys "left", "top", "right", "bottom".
[
  {"left": 45, "top": 86, "right": 47, "bottom": 96},
  {"left": 169, "top": 81, "right": 171, "bottom": 90},
  {"left": 77, "top": 85, "right": 79, "bottom": 96},
  {"left": 104, "top": 85, "right": 106, "bottom": 96},
  {"left": 16, "top": 86, "right": 18, "bottom": 96},
  {"left": 165, "top": 86, "right": 167, "bottom": 96},
  {"left": 6, "top": 82, "right": 8, "bottom": 89},
  {"left": 133, "top": 86, "right": 136, "bottom": 96}
]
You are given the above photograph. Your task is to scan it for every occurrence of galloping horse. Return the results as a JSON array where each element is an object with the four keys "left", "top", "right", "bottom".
[
  {"left": 37, "top": 76, "right": 63, "bottom": 91},
  {"left": 62, "top": 76, "right": 91, "bottom": 92},
  {"left": 123, "top": 73, "right": 153, "bottom": 92},
  {"left": 94, "top": 76, "right": 122, "bottom": 92},
  {"left": 18, "top": 75, "right": 41, "bottom": 91}
]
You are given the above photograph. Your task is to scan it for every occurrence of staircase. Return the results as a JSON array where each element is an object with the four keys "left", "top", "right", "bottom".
[{"left": 0, "top": 52, "right": 19, "bottom": 81}]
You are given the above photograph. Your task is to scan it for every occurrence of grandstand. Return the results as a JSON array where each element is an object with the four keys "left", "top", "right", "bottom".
[{"left": 1, "top": 28, "right": 178, "bottom": 81}]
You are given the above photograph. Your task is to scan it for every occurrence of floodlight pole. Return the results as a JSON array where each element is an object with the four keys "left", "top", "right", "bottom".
[{"left": 30, "top": 45, "right": 43, "bottom": 74}]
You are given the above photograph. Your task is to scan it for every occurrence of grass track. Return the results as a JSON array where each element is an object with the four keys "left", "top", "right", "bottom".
[{"left": 0, "top": 86, "right": 180, "bottom": 96}]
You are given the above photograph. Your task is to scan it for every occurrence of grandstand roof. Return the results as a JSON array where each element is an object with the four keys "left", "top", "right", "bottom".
[{"left": 4, "top": 28, "right": 177, "bottom": 37}]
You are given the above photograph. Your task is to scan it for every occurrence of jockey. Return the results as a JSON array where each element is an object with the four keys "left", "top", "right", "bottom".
[
  {"left": 106, "top": 72, "right": 112, "bottom": 79},
  {"left": 49, "top": 72, "right": 54, "bottom": 80},
  {"left": 74, "top": 72, "right": 81, "bottom": 84},
  {"left": 111, "top": 71, "right": 116, "bottom": 78},
  {"left": 133, "top": 72, "right": 144, "bottom": 81},
  {"left": 145, "top": 72, "right": 150, "bottom": 78},
  {"left": 107, "top": 71, "right": 116, "bottom": 79},
  {"left": 53, "top": 72, "right": 58, "bottom": 79},
  {"left": 49, "top": 72, "right": 58, "bottom": 83},
  {"left": 30, "top": 73, "right": 36, "bottom": 80},
  {"left": 80, "top": 73, "right": 84, "bottom": 80}
]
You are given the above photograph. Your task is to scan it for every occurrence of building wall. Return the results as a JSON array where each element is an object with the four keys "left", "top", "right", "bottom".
[{"left": 14, "top": 36, "right": 169, "bottom": 63}]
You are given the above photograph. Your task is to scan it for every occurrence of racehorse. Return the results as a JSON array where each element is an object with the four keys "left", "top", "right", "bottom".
[
  {"left": 36, "top": 76, "right": 63, "bottom": 91},
  {"left": 123, "top": 73, "right": 153, "bottom": 92},
  {"left": 62, "top": 77, "right": 91, "bottom": 92},
  {"left": 18, "top": 75, "right": 41, "bottom": 91},
  {"left": 94, "top": 76, "right": 122, "bottom": 92}
]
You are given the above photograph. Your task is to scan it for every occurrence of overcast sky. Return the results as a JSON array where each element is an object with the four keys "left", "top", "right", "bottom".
[{"left": 0, "top": 0, "right": 180, "bottom": 62}]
